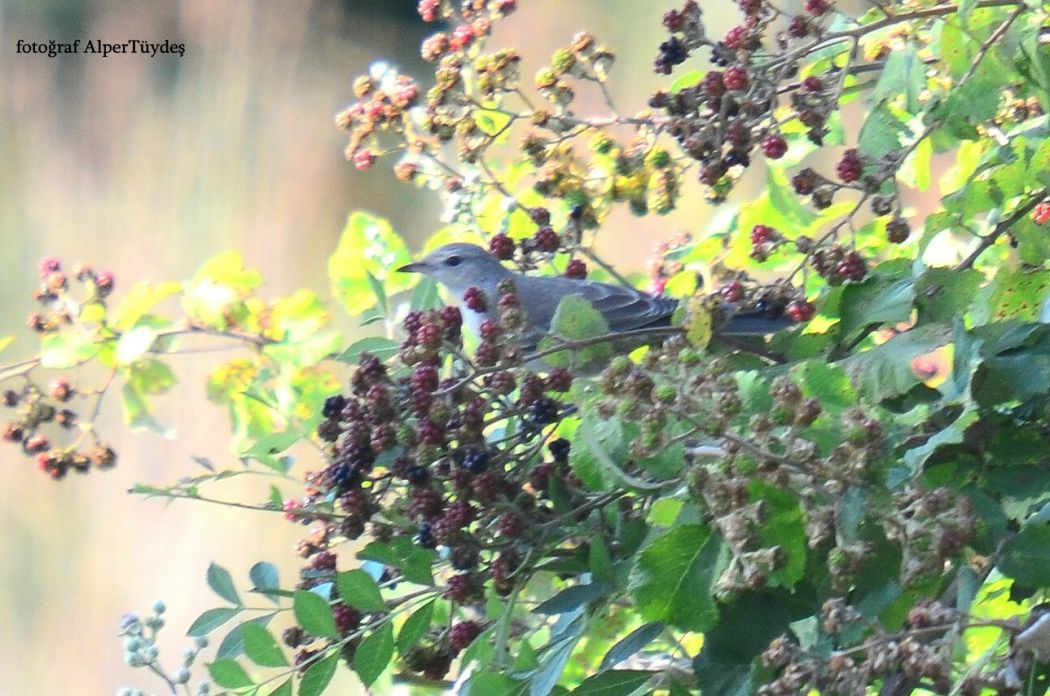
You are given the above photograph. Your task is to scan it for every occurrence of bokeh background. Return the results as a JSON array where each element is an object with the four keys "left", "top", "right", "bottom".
[{"left": 0, "top": 1, "right": 930, "bottom": 693}]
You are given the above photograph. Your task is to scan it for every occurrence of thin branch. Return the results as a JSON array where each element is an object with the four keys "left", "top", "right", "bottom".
[{"left": 956, "top": 189, "right": 1047, "bottom": 270}]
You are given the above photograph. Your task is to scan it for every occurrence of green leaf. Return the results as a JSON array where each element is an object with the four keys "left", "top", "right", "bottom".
[
  {"left": 115, "top": 326, "right": 156, "bottom": 364},
  {"left": 538, "top": 296, "right": 612, "bottom": 369},
  {"left": 120, "top": 382, "right": 174, "bottom": 437},
  {"left": 468, "top": 672, "right": 528, "bottom": 696},
  {"left": 410, "top": 277, "right": 442, "bottom": 311},
  {"left": 915, "top": 268, "right": 982, "bottom": 323},
  {"left": 670, "top": 70, "right": 703, "bottom": 94},
  {"left": 242, "top": 623, "right": 288, "bottom": 667},
  {"left": 749, "top": 480, "right": 807, "bottom": 588},
  {"left": 267, "top": 679, "right": 293, "bottom": 696},
  {"left": 599, "top": 622, "right": 664, "bottom": 671},
  {"left": 249, "top": 562, "right": 280, "bottom": 603},
  {"left": 207, "top": 659, "right": 254, "bottom": 689},
  {"left": 39, "top": 330, "right": 102, "bottom": 369},
  {"left": 532, "top": 614, "right": 586, "bottom": 696},
  {"left": 396, "top": 600, "right": 434, "bottom": 655},
  {"left": 999, "top": 525, "right": 1050, "bottom": 588},
  {"left": 838, "top": 276, "right": 915, "bottom": 340},
  {"left": 870, "top": 46, "right": 925, "bottom": 113},
  {"left": 112, "top": 281, "right": 181, "bottom": 330},
  {"left": 329, "top": 212, "right": 413, "bottom": 316},
  {"left": 628, "top": 524, "right": 724, "bottom": 631},
  {"left": 354, "top": 621, "right": 394, "bottom": 687},
  {"left": 215, "top": 614, "right": 275, "bottom": 660},
  {"left": 300, "top": 652, "right": 339, "bottom": 696},
  {"left": 127, "top": 358, "right": 177, "bottom": 396},
  {"left": 903, "top": 404, "right": 979, "bottom": 474},
  {"left": 207, "top": 562, "right": 242, "bottom": 606},
  {"left": 794, "top": 361, "right": 854, "bottom": 411},
  {"left": 534, "top": 582, "right": 611, "bottom": 615},
  {"left": 858, "top": 103, "right": 909, "bottom": 158},
  {"left": 358, "top": 538, "right": 437, "bottom": 586},
  {"left": 572, "top": 670, "right": 653, "bottom": 696},
  {"left": 337, "top": 336, "right": 399, "bottom": 363},
  {"left": 187, "top": 607, "right": 240, "bottom": 637},
  {"left": 337, "top": 569, "right": 387, "bottom": 613},
  {"left": 293, "top": 590, "right": 338, "bottom": 638},
  {"left": 843, "top": 323, "right": 952, "bottom": 401},
  {"left": 987, "top": 269, "right": 1050, "bottom": 322},
  {"left": 475, "top": 108, "right": 513, "bottom": 136}
]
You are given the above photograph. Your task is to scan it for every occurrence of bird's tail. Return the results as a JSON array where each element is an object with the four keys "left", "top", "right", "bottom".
[{"left": 720, "top": 308, "right": 795, "bottom": 335}]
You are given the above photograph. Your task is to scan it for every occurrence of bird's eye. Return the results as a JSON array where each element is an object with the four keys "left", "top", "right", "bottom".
[{"left": 445, "top": 255, "right": 462, "bottom": 267}]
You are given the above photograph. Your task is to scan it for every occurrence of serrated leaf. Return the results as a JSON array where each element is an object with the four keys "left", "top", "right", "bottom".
[
  {"left": 870, "top": 46, "right": 925, "bottom": 113},
  {"left": 207, "top": 659, "right": 253, "bottom": 689},
  {"left": 242, "top": 623, "right": 288, "bottom": 667},
  {"left": 534, "top": 582, "right": 611, "bottom": 615},
  {"left": 599, "top": 622, "right": 664, "bottom": 671},
  {"left": 249, "top": 562, "right": 280, "bottom": 604},
  {"left": 337, "top": 336, "right": 399, "bottom": 363},
  {"left": 293, "top": 590, "right": 338, "bottom": 638},
  {"left": 539, "top": 295, "right": 612, "bottom": 368},
  {"left": 300, "top": 652, "right": 339, "bottom": 696},
  {"left": 572, "top": 670, "right": 652, "bottom": 696},
  {"left": 748, "top": 480, "right": 807, "bottom": 588},
  {"left": 628, "top": 525, "right": 723, "bottom": 631},
  {"left": 396, "top": 600, "right": 434, "bottom": 655},
  {"left": 187, "top": 607, "right": 240, "bottom": 637},
  {"left": 353, "top": 622, "right": 394, "bottom": 687},
  {"left": 337, "top": 569, "right": 387, "bottom": 612},
  {"left": 267, "top": 679, "right": 293, "bottom": 696},
  {"left": 999, "top": 525, "right": 1050, "bottom": 588},
  {"left": 215, "top": 614, "right": 275, "bottom": 660},
  {"left": 843, "top": 324, "right": 953, "bottom": 401},
  {"left": 207, "top": 562, "right": 242, "bottom": 606}
]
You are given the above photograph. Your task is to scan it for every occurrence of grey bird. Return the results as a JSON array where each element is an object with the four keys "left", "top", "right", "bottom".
[{"left": 396, "top": 243, "right": 791, "bottom": 355}]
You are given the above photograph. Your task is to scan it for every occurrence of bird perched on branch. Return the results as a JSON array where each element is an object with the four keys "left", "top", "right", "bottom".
[{"left": 397, "top": 242, "right": 791, "bottom": 358}]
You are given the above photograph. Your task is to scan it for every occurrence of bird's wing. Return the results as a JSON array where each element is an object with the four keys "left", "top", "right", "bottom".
[{"left": 515, "top": 276, "right": 678, "bottom": 336}]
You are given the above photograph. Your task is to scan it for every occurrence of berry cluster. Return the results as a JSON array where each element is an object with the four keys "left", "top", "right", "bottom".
[
  {"left": 280, "top": 288, "right": 617, "bottom": 680},
  {"left": 6, "top": 258, "right": 119, "bottom": 479}
]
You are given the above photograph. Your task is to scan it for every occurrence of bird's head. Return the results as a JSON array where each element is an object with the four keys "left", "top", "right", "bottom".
[{"left": 397, "top": 243, "right": 512, "bottom": 296}]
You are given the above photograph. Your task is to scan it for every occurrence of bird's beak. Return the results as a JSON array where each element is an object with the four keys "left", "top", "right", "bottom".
[{"left": 396, "top": 261, "right": 425, "bottom": 273}]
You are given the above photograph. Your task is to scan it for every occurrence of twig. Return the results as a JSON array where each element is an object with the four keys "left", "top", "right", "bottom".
[{"left": 955, "top": 189, "right": 1047, "bottom": 270}]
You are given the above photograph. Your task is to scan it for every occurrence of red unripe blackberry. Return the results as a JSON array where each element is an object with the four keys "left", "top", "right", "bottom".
[
  {"left": 417, "top": 0, "right": 439, "bottom": 21},
  {"left": 564, "top": 259, "right": 587, "bottom": 279},
  {"left": 738, "top": 0, "right": 761, "bottom": 14},
  {"left": 720, "top": 280, "right": 744, "bottom": 302},
  {"left": 463, "top": 286, "right": 488, "bottom": 312},
  {"left": 702, "top": 71, "right": 725, "bottom": 100},
  {"left": 444, "top": 573, "right": 482, "bottom": 603},
  {"left": 38, "top": 257, "right": 61, "bottom": 280},
  {"left": 836, "top": 148, "right": 863, "bottom": 183},
  {"left": 418, "top": 419, "right": 445, "bottom": 446},
  {"left": 497, "top": 512, "right": 524, "bottom": 537},
  {"left": 411, "top": 365, "right": 440, "bottom": 393},
  {"left": 403, "top": 311, "right": 424, "bottom": 336},
  {"left": 724, "top": 65, "right": 749, "bottom": 91},
  {"left": 529, "top": 462, "right": 553, "bottom": 491},
  {"left": 49, "top": 379, "right": 73, "bottom": 402},
  {"left": 662, "top": 9, "right": 685, "bottom": 31},
  {"left": 312, "top": 551, "right": 337, "bottom": 571},
  {"left": 415, "top": 323, "right": 442, "bottom": 348},
  {"left": 533, "top": 226, "right": 560, "bottom": 252},
  {"left": 479, "top": 319, "right": 500, "bottom": 341},
  {"left": 805, "top": 0, "right": 830, "bottom": 15},
  {"left": 282, "top": 626, "right": 306, "bottom": 648},
  {"left": 449, "top": 621, "right": 483, "bottom": 652},
  {"left": 25, "top": 434, "right": 49, "bottom": 454},
  {"left": 440, "top": 305, "right": 462, "bottom": 330},
  {"left": 802, "top": 76, "right": 823, "bottom": 92},
  {"left": 486, "top": 370, "right": 516, "bottom": 394},
  {"left": 444, "top": 500, "right": 476, "bottom": 529},
  {"left": 488, "top": 233, "right": 515, "bottom": 260},
  {"left": 497, "top": 291, "right": 520, "bottom": 310},
  {"left": 544, "top": 368, "right": 573, "bottom": 392},
  {"left": 392, "top": 79, "right": 419, "bottom": 108},
  {"left": 837, "top": 251, "right": 867, "bottom": 281},
  {"left": 529, "top": 207, "right": 551, "bottom": 225},
  {"left": 750, "top": 224, "right": 776, "bottom": 245},
  {"left": 474, "top": 342, "right": 498, "bottom": 366},
  {"left": 294, "top": 649, "right": 319, "bottom": 673},
  {"left": 787, "top": 15, "right": 810, "bottom": 37},
  {"left": 450, "top": 24, "right": 475, "bottom": 50},
  {"left": 786, "top": 299, "right": 816, "bottom": 322},
  {"left": 760, "top": 134, "right": 788, "bottom": 159},
  {"left": 96, "top": 270, "right": 113, "bottom": 296},
  {"left": 1032, "top": 202, "right": 1050, "bottom": 225},
  {"left": 723, "top": 26, "right": 746, "bottom": 50},
  {"left": 332, "top": 603, "right": 361, "bottom": 634},
  {"left": 283, "top": 499, "right": 303, "bottom": 521},
  {"left": 353, "top": 149, "right": 376, "bottom": 171},
  {"left": 790, "top": 169, "right": 817, "bottom": 196}
]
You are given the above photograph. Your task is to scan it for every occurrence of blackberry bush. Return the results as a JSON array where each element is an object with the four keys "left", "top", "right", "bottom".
[{"left": 4, "top": 0, "right": 1050, "bottom": 694}]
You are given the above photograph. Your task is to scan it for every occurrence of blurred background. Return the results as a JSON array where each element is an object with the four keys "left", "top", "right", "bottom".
[{"left": 0, "top": 1, "right": 910, "bottom": 693}]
